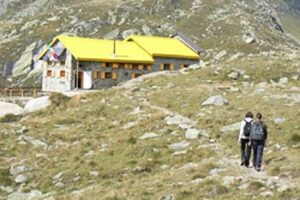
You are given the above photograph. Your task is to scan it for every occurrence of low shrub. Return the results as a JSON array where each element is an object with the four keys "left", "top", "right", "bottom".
[
  {"left": 0, "top": 114, "right": 23, "bottom": 123},
  {"left": 49, "top": 92, "right": 70, "bottom": 107}
]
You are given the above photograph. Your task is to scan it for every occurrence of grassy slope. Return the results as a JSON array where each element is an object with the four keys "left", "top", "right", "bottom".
[{"left": 0, "top": 52, "right": 300, "bottom": 199}]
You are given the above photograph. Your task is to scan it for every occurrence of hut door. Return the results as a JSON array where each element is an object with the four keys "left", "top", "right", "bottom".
[{"left": 75, "top": 71, "right": 84, "bottom": 89}]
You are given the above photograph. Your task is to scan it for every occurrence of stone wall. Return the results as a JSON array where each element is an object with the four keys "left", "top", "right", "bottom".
[{"left": 42, "top": 48, "right": 199, "bottom": 92}]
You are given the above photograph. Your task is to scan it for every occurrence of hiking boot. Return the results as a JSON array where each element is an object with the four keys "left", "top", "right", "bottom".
[
  {"left": 256, "top": 167, "right": 261, "bottom": 172},
  {"left": 240, "top": 161, "right": 245, "bottom": 166}
]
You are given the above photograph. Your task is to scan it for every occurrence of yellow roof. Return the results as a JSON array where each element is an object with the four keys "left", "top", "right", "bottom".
[
  {"left": 126, "top": 35, "right": 199, "bottom": 60},
  {"left": 40, "top": 35, "right": 154, "bottom": 63}
]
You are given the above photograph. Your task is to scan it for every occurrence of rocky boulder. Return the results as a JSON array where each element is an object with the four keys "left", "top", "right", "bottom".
[
  {"left": 0, "top": 101, "right": 24, "bottom": 118},
  {"left": 24, "top": 96, "right": 51, "bottom": 113},
  {"left": 202, "top": 95, "right": 229, "bottom": 106},
  {"left": 7, "top": 190, "right": 43, "bottom": 200},
  {"left": 12, "top": 42, "right": 37, "bottom": 77}
]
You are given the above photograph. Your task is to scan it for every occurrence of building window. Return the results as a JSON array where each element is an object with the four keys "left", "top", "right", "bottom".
[
  {"left": 112, "top": 63, "right": 119, "bottom": 68},
  {"left": 93, "top": 71, "right": 101, "bottom": 79},
  {"left": 102, "top": 63, "right": 112, "bottom": 68},
  {"left": 47, "top": 70, "right": 52, "bottom": 77},
  {"left": 147, "top": 65, "right": 152, "bottom": 71},
  {"left": 60, "top": 61, "right": 66, "bottom": 66},
  {"left": 119, "top": 63, "right": 125, "bottom": 69},
  {"left": 60, "top": 70, "right": 66, "bottom": 78},
  {"left": 160, "top": 63, "right": 174, "bottom": 71},
  {"left": 101, "top": 72, "right": 117, "bottom": 80},
  {"left": 181, "top": 64, "right": 189, "bottom": 68},
  {"left": 132, "top": 64, "right": 139, "bottom": 70},
  {"left": 131, "top": 73, "right": 142, "bottom": 79}
]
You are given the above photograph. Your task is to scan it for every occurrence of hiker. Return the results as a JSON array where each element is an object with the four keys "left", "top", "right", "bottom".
[
  {"left": 238, "top": 111, "right": 254, "bottom": 167},
  {"left": 250, "top": 112, "right": 268, "bottom": 171}
]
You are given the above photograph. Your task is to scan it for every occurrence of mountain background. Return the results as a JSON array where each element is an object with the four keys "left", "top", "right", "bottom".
[
  {"left": 0, "top": 1, "right": 300, "bottom": 200},
  {"left": 0, "top": 0, "right": 300, "bottom": 87}
]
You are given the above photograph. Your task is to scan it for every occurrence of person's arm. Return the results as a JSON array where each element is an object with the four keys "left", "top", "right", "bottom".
[{"left": 238, "top": 120, "right": 244, "bottom": 143}]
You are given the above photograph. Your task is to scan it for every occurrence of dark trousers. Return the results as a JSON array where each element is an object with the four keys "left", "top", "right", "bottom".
[
  {"left": 240, "top": 139, "right": 251, "bottom": 166},
  {"left": 252, "top": 140, "right": 265, "bottom": 168}
]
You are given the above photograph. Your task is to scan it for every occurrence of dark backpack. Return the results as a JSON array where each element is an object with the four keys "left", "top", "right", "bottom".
[
  {"left": 251, "top": 122, "right": 265, "bottom": 140},
  {"left": 243, "top": 120, "right": 252, "bottom": 137}
]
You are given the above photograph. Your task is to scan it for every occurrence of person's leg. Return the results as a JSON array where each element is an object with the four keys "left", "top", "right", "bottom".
[
  {"left": 240, "top": 139, "right": 246, "bottom": 165},
  {"left": 256, "top": 142, "right": 265, "bottom": 170},
  {"left": 245, "top": 139, "right": 251, "bottom": 167},
  {"left": 252, "top": 140, "right": 258, "bottom": 169}
]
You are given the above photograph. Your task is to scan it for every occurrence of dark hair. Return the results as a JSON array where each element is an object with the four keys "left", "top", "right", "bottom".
[
  {"left": 245, "top": 112, "right": 254, "bottom": 118},
  {"left": 256, "top": 112, "right": 262, "bottom": 120}
]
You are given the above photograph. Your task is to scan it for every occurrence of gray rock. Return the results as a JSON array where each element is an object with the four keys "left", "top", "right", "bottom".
[
  {"left": 0, "top": 101, "right": 24, "bottom": 118},
  {"left": 47, "top": 16, "right": 59, "bottom": 22},
  {"left": 188, "top": 63, "right": 202, "bottom": 70},
  {"left": 260, "top": 191, "right": 274, "bottom": 197},
  {"left": 15, "top": 174, "right": 28, "bottom": 184},
  {"left": 185, "top": 129, "right": 204, "bottom": 139},
  {"left": 89, "top": 171, "right": 100, "bottom": 177},
  {"left": 242, "top": 32, "right": 256, "bottom": 44},
  {"left": 7, "top": 190, "right": 43, "bottom": 200},
  {"left": 228, "top": 71, "right": 240, "bottom": 80},
  {"left": 214, "top": 50, "right": 227, "bottom": 60},
  {"left": 291, "top": 93, "right": 300, "bottom": 103},
  {"left": 121, "top": 29, "right": 140, "bottom": 39},
  {"left": 16, "top": 126, "right": 29, "bottom": 135},
  {"left": 24, "top": 96, "right": 51, "bottom": 113},
  {"left": 221, "top": 122, "right": 240, "bottom": 132},
  {"left": 168, "top": 141, "right": 190, "bottom": 150},
  {"left": 172, "top": 150, "right": 187, "bottom": 156},
  {"left": 160, "top": 194, "right": 174, "bottom": 200},
  {"left": 20, "top": 20, "right": 39, "bottom": 32},
  {"left": 10, "top": 165, "right": 28, "bottom": 175},
  {"left": 122, "top": 122, "right": 136, "bottom": 129},
  {"left": 165, "top": 115, "right": 193, "bottom": 127},
  {"left": 279, "top": 77, "right": 289, "bottom": 85},
  {"left": 104, "top": 29, "right": 120, "bottom": 39},
  {"left": 53, "top": 172, "right": 63, "bottom": 181},
  {"left": 139, "top": 132, "right": 159, "bottom": 140},
  {"left": 142, "top": 24, "right": 152, "bottom": 35},
  {"left": 55, "top": 182, "right": 65, "bottom": 188},
  {"left": 18, "top": 135, "right": 48, "bottom": 148},
  {"left": 292, "top": 75, "right": 300, "bottom": 81},
  {"left": 202, "top": 95, "right": 228, "bottom": 106},
  {"left": 12, "top": 42, "right": 37, "bottom": 77},
  {"left": 0, "top": 186, "right": 13, "bottom": 193},
  {"left": 273, "top": 118, "right": 286, "bottom": 124}
]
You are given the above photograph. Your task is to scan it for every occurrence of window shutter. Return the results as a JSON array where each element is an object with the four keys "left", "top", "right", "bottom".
[
  {"left": 93, "top": 71, "right": 97, "bottom": 79},
  {"left": 170, "top": 64, "right": 175, "bottom": 71},
  {"left": 101, "top": 63, "right": 106, "bottom": 68},
  {"left": 101, "top": 72, "right": 106, "bottom": 79},
  {"left": 112, "top": 72, "right": 117, "bottom": 80},
  {"left": 112, "top": 63, "right": 118, "bottom": 68},
  {"left": 129, "top": 64, "right": 133, "bottom": 70},
  {"left": 147, "top": 65, "right": 152, "bottom": 71},
  {"left": 124, "top": 64, "right": 128, "bottom": 69},
  {"left": 160, "top": 64, "right": 164, "bottom": 70},
  {"left": 138, "top": 64, "right": 143, "bottom": 70},
  {"left": 130, "top": 73, "right": 135, "bottom": 79}
]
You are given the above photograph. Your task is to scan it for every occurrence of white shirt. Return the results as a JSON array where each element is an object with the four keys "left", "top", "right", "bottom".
[{"left": 238, "top": 117, "right": 253, "bottom": 142}]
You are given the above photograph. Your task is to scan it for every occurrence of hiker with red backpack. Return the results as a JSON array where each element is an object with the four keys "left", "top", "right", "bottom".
[
  {"left": 238, "top": 112, "right": 254, "bottom": 168},
  {"left": 250, "top": 113, "right": 268, "bottom": 171}
]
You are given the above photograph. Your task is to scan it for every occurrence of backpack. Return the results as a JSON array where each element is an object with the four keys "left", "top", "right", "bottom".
[
  {"left": 243, "top": 120, "right": 252, "bottom": 137},
  {"left": 251, "top": 122, "right": 265, "bottom": 140}
]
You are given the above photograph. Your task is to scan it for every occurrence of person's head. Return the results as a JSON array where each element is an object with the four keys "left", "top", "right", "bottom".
[
  {"left": 256, "top": 112, "right": 263, "bottom": 120},
  {"left": 245, "top": 111, "right": 254, "bottom": 119}
]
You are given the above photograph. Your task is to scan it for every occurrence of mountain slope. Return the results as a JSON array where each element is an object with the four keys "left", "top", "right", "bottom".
[
  {"left": 0, "top": 0, "right": 299, "bottom": 87},
  {"left": 1, "top": 56, "right": 300, "bottom": 199}
]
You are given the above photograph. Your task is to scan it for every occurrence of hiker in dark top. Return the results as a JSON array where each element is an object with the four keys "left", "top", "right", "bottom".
[
  {"left": 238, "top": 111, "right": 254, "bottom": 167},
  {"left": 250, "top": 112, "right": 268, "bottom": 171}
]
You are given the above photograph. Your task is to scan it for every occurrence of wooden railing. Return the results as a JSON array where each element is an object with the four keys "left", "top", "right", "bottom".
[{"left": 0, "top": 87, "right": 42, "bottom": 98}]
